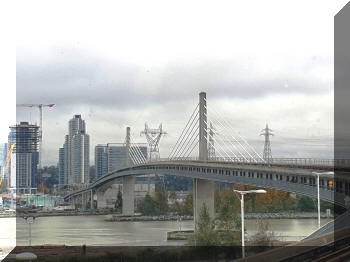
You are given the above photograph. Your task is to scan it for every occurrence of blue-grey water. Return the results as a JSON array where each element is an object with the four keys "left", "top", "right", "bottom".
[{"left": 8, "top": 215, "right": 332, "bottom": 246}]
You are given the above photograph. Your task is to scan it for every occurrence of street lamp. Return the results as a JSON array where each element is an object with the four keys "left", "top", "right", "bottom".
[
  {"left": 233, "top": 189, "right": 267, "bottom": 258},
  {"left": 311, "top": 171, "right": 334, "bottom": 229},
  {"left": 23, "top": 216, "right": 36, "bottom": 246}
]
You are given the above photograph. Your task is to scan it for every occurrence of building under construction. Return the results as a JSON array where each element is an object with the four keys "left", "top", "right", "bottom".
[{"left": 8, "top": 122, "right": 39, "bottom": 194}]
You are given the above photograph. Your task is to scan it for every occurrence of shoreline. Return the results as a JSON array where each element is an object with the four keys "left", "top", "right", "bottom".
[{"left": 1, "top": 211, "right": 334, "bottom": 220}]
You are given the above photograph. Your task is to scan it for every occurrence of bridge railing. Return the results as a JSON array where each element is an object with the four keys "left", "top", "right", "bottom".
[{"left": 148, "top": 157, "right": 350, "bottom": 167}]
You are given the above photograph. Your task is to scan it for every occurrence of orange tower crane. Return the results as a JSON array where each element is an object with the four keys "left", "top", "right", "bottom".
[{"left": 16, "top": 104, "right": 55, "bottom": 192}]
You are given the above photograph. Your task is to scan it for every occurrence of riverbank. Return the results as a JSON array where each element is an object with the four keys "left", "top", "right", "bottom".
[
  {"left": 2, "top": 211, "right": 334, "bottom": 220},
  {"left": 104, "top": 212, "right": 333, "bottom": 222}
]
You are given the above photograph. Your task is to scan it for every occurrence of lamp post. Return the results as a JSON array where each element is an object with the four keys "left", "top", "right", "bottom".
[
  {"left": 311, "top": 171, "right": 334, "bottom": 229},
  {"left": 24, "top": 216, "right": 36, "bottom": 246},
  {"left": 233, "top": 189, "right": 267, "bottom": 258}
]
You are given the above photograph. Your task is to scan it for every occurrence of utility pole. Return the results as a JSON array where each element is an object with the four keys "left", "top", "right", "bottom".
[{"left": 260, "top": 124, "right": 273, "bottom": 163}]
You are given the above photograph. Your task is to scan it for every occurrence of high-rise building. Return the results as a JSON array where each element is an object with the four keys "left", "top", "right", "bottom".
[
  {"left": 8, "top": 122, "right": 39, "bottom": 194},
  {"left": 95, "top": 145, "right": 108, "bottom": 180},
  {"left": 0, "top": 143, "right": 8, "bottom": 180},
  {"left": 59, "top": 115, "right": 90, "bottom": 185},
  {"left": 58, "top": 147, "right": 65, "bottom": 184},
  {"left": 94, "top": 143, "right": 147, "bottom": 181}
]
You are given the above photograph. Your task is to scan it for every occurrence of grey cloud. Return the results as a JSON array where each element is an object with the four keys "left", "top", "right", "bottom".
[{"left": 17, "top": 48, "right": 332, "bottom": 111}]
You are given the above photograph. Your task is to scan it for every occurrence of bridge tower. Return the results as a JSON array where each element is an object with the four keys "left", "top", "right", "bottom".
[
  {"left": 122, "top": 126, "right": 135, "bottom": 216},
  {"left": 193, "top": 92, "right": 215, "bottom": 227},
  {"left": 261, "top": 124, "right": 274, "bottom": 163}
]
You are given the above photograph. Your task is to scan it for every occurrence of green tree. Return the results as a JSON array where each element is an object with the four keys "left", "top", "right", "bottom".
[
  {"left": 138, "top": 194, "right": 158, "bottom": 215},
  {"left": 154, "top": 186, "right": 168, "bottom": 214},
  {"left": 115, "top": 190, "right": 122, "bottom": 212},
  {"left": 215, "top": 191, "right": 241, "bottom": 246},
  {"left": 298, "top": 196, "right": 316, "bottom": 212},
  {"left": 190, "top": 204, "right": 220, "bottom": 246}
]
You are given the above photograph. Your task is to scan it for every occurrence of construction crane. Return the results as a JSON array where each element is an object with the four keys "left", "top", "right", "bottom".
[
  {"left": 16, "top": 104, "right": 55, "bottom": 192},
  {"left": 0, "top": 143, "right": 15, "bottom": 188}
]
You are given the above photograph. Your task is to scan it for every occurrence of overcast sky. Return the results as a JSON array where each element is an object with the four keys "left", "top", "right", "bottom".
[{"left": 4, "top": 0, "right": 348, "bottom": 165}]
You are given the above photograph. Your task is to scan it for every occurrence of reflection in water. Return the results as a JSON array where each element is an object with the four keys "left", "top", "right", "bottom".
[{"left": 11, "top": 216, "right": 333, "bottom": 246}]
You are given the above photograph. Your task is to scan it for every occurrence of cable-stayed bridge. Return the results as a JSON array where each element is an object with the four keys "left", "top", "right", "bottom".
[{"left": 65, "top": 92, "right": 350, "bottom": 224}]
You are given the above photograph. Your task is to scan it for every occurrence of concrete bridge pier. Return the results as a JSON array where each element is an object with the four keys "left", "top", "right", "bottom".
[
  {"left": 82, "top": 192, "right": 86, "bottom": 210},
  {"left": 193, "top": 179, "right": 215, "bottom": 222},
  {"left": 122, "top": 176, "right": 135, "bottom": 215},
  {"left": 96, "top": 189, "right": 108, "bottom": 209}
]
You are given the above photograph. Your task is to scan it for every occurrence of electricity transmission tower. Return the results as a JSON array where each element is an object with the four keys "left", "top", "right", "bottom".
[
  {"left": 260, "top": 124, "right": 274, "bottom": 163},
  {"left": 141, "top": 123, "right": 167, "bottom": 161},
  {"left": 208, "top": 122, "right": 216, "bottom": 160}
]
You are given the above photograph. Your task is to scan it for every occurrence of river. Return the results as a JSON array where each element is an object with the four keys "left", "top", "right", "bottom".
[{"left": 2, "top": 216, "right": 332, "bottom": 247}]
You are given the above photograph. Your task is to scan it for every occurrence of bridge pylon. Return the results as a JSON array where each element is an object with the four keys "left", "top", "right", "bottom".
[
  {"left": 123, "top": 126, "right": 135, "bottom": 216},
  {"left": 194, "top": 92, "right": 215, "bottom": 228}
]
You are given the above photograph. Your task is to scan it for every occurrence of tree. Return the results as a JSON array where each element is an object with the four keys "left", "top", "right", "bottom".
[
  {"left": 215, "top": 189, "right": 241, "bottom": 246},
  {"left": 115, "top": 190, "right": 122, "bottom": 212},
  {"left": 138, "top": 194, "right": 158, "bottom": 215},
  {"left": 298, "top": 196, "right": 316, "bottom": 212},
  {"left": 154, "top": 186, "right": 168, "bottom": 214},
  {"left": 190, "top": 204, "right": 220, "bottom": 246}
]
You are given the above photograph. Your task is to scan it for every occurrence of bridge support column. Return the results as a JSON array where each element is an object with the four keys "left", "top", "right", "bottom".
[
  {"left": 194, "top": 179, "right": 215, "bottom": 224},
  {"left": 96, "top": 190, "right": 107, "bottom": 209},
  {"left": 193, "top": 92, "right": 215, "bottom": 226},
  {"left": 122, "top": 176, "right": 135, "bottom": 215},
  {"left": 122, "top": 127, "right": 135, "bottom": 216}
]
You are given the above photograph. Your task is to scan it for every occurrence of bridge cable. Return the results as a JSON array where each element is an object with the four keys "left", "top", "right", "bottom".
[
  {"left": 170, "top": 111, "right": 199, "bottom": 159},
  {"left": 204, "top": 105, "right": 253, "bottom": 161},
  {"left": 204, "top": 98, "right": 264, "bottom": 162},
  {"left": 168, "top": 103, "right": 199, "bottom": 158},
  {"left": 128, "top": 149, "right": 139, "bottom": 165},
  {"left": 130, "top": 144, "right": 143, "bottom": 164},
  {"left": 169, "top": 111, "right": 199, "bottom": 159},
  {"left": 204, "top": 103, "right": 259, "bottom": 162},
  {"left": 129, "top": 145, "right": 142, "bottom": 164},
  {"left": 179, "top": 133, "right": 199, "bottom": 160},
  {"left": 130, "top": 143, "right": 142, "bottom": 164},
  {"left": 176, "top": 122, "right": 199, "bottom": 160},
  {"left": 185, "top": 139, "right": 200, "bottom": 159},
  {"left": 134, "top": 144, "right": 147, "bottom": 163},
  {"left": 204, "top": 113, "right": 244, "bottom": 161},
  {"left": 130, "top": 139, "right": 147, "bottom": 163},
  {"left": 130, "top": 135, "right": 148, "bottom": 163},
  {"left": 204, "top": 119, "right": 239, "bottom": 161},
  {"left": 206, "top": 135, "right": 227, "bottom": 160}
]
